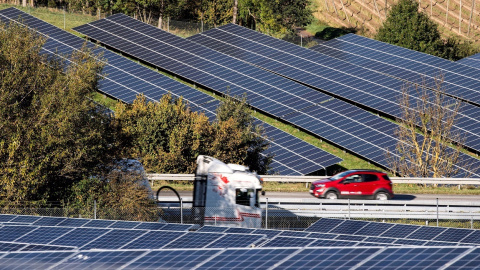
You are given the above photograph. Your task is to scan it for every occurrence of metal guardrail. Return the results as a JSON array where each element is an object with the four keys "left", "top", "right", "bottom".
[{"left": 147, "top": 174, "right": 480, "bottom": 185}]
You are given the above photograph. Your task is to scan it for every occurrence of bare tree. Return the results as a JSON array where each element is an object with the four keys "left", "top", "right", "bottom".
[{"left": 388, "top": 75, "right": 470, "bottom": 178}]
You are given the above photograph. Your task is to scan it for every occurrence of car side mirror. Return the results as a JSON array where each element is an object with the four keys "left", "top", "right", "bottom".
[{"left": 261, "top": 191, "right": 265, "bottom": 196}]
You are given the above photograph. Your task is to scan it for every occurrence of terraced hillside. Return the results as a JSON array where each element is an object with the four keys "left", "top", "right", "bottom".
[{"left": 313, "top": 0, "right": 480, "bottom": 40}]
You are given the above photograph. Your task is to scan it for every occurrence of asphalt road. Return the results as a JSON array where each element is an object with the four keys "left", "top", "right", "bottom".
[{"left": 170, "top": 191, "right": 479, "bottom": 202}]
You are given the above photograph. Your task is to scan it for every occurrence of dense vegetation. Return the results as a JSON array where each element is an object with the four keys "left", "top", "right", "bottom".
[
  {"left": 376, "top": 0, "right": 478, "bottom": 60},
  {"left": 0, "top": 21, "right": 271, "bottom": 214}
]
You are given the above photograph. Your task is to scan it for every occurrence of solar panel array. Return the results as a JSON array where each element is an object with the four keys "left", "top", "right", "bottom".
[
  {"left": 0, "top": 7, "right": 342, "bottom": 175},
  {"left": 308, "top": 34, "right": 480, "bottom": 153},
  {"left": 187, "top": 24, "right": 480, "bottom": 173},
  {"left": 71, "top": 13, "right": 462, "bottom": 175},
  {"left": 1, "top": 214, "right": 480, "bottom": 268},
  {"left": 457, "top": 52, "right": 480, "bottom": 69}
]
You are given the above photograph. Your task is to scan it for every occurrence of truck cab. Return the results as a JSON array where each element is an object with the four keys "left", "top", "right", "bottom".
[{"left": 193, "top": 155, "right": 263, "bottom": 228}]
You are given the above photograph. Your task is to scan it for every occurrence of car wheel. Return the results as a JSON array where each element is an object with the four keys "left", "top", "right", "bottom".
[
  {"left": 325, "top": 191, "right": 338, "bottom": 200},
  {"left": 375, "top": 192, "right": 390, "bottom": 200}
]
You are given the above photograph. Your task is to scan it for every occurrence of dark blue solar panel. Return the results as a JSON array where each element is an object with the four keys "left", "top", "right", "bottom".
[
  {"left": 197, "top": 226, "right": 229, "bottom": 233},
  {"left": 460, "top": 231, "right": 480, "bottom": 244},
  {"left": 335, "top": 235, "right": 367, "bottom": 241},
  {"left": 365, "top": 237, "right": 398, "bottom": 244},
  {"left": 307, "top": 232, "right": 338, "bottom": 239},
  {"left": 0, "top": 215, "right": 17, "bottom": 222},
  {"left": 188, "top": 23, "right": 480, "bottom": 176},
  {"left": 196, "top": 248, "right": 294, "bottom": 270},
  {"left": 15, "top": 227, "right": 73, "bottom": 245},
  {"left": 380, "top": 224, "right": 422, "bottom": 238},
  {"left": 50, "top": 228, "right": 110, "bottom": 247},
  {"left": 0, "top": 226, "right": 37, "bottom": 241},
  {"left": 9, "top": 215, "right": 41, "bottom": 224},
  {"left": 224, "top": 227, "right": 256, "bottom": 234},
  {"left": 160, "top": 223, "right": 193, "bottom": 231},
  {"left": 278, "top": 247, "right": 380, "bottom": 269},
  {"left": 408, "top": 227, "right": 448, "bottom": 240},
  {"left": 33, "top": 217, "right": 67, "bottom": 226},
  {"left": 206, "top": 233, "right": 265, "bottom": 248},
  {"left": 354, "top": 222, "right": 395, "bottom": 236},
  {"left": 446, "top": 247, "right": 480, "bottom": 269},
  {"left": 81, "top": 229, "right": 147, "bottom": 249},
  {"left": 0, "top": 251, "right": 73, "bottom": 269},
  {"left": 394, "top": 239, "right": 428, "bottom": 246},
  {"left": 251, "top": 229, "right": 282, "bottom": 238},
  {"left": 133, "top": 222, "right": 167, "bottom": 230},
  {"left": 127, "top": 249, "right": 220, "bottom": 269},
  {"left": 21, "top": 244, "right": 76, "bottom": 251},
  {"left": 434, "top": 228, "right": 474, "bottom": 243},
  {"left": 424, "top": 241, "right": 456, "bottom": 246},
  {"left": 108, "top": 221, "right": 142, "bottom": 229},
  {"left": 308, "top": 239, "right": 358, "bottom": 247},
  {"left": 56, "top": 218, "right": 91, "bottom": 227},
  {"left": 0, "top": 242, "right": 26, "bottom": 252},
  {"left": 162, "top": 232, "right": 222, "bottom": 249},
  {"left": 329, "top": 220, "right": 369, "bottom": 235},
  {"left": 261, "top": 236, "right": 313, "bottom": 247},
  {"left": 357, "top": 247, "right": 468, "bottom": 270},
  {"left": 279, "top": 231, "right": 311, "bottom": 238},
  {"left": 305, "top": 218, "right": 345, "bottom": 233},
  {"left": 54, "top": 250, "right": 146, "bottom": 270},
  {"left": 122, "top": 231, "right": 185, "bottom": 249},
  {"left": 82, "top": 219, "right": 116, "bottom": 228}
]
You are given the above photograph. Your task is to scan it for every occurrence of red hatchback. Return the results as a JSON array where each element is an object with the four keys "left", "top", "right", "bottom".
[{"left": 309, "top": 169, "right": 394, "bottom": 200}]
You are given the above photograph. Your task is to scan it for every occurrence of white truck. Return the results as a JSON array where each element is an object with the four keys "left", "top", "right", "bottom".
[{"left": 192, "top": 155, "right": 264, "bottom": 228}]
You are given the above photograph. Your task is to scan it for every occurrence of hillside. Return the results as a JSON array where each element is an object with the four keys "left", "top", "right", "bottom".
[{"left": 313, "top": 0, "right": 480, "bottom": 41}]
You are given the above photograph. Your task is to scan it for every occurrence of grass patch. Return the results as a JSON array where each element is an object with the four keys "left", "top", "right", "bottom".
[{"left": 305, "top": 20, "right": 330, "bottom": 36}]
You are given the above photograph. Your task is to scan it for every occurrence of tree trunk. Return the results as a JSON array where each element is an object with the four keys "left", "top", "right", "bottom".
[
  {"left": 22, "top": 0, "right": 26, "bottom": 7},
  {"left": 232, "top": 0, "right": 238, "bottom": 24}
]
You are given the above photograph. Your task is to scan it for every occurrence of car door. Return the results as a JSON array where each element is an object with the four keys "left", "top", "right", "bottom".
[
  {"left": 357, "top": 173, "right": 380, "bottom": 196},
  {"left": 338, "top": 174, "right": 363, "bottom": 197}
]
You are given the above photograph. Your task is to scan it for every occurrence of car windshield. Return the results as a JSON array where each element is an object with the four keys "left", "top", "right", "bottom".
[{"left": 330, "top": 171, "right": 351, "bottom": 180}]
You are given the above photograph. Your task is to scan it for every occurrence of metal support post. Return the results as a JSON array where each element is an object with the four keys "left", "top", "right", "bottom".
[
  {"left": 265, "top": 198, "right": 268, "bottom": 229},
  {"left": 180, "top": 198, "right": 183, "bottom": 224}
]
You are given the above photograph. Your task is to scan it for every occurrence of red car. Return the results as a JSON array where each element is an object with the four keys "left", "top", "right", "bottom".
[{"left": 309, "top": 169, "right": 394, "bottom": 200}]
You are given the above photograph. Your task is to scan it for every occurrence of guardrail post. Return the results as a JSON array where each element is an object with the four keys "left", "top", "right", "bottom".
[
  {"left": 180, "top": 198, "right": 183, "bottom": 224},
  {"left": 348, "top": 199, "right": 351, "bottom": 220},
  {"left": 265, "top": 198, "right": 268, "bottom": 229}
]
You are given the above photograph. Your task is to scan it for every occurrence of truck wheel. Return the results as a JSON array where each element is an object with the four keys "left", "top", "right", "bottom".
[
  {"left": 374, "top": 192, "right": 390, "bottom": 200},
  {"left": 325, "top": 191, "right": 338, "bottom": 200}
]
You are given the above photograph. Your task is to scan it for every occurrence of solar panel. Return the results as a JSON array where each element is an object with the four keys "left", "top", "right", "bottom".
[
  {"left": 354, "top": 222, "right": 395, "bottom": 236},
  {"left": 276, "top": 247, "right": 381, "bottom": 269},
  {"left": 72, "top": 14, "right": 412, "bottom": 172},
  {"left": 365, "top": 236, "right": 398, "bottom": 244},
  {"left": 223, "top": 227, "right": 256, "bottom": 234},
  {"left": 329, "top": 220, "right": 369, "bottom": 235},
  {"left": 357, "top": 247, "right": 469, "bottom": 270},
  {"left": 308, "top": 239, "right": 358, "bottom": 247},
  {"left": 407, "top": 227, "right": 448, "bottom": 241},
  {"left": 162, "top": 232, "right": 222, "bottom": 249},
  {"left": 261, "top": 236, "right": 313, "bottom": 247},
  {"left": 0, "top": 242, "right": 27, "bottom": 252},
  {"left": 108, "top": 221, "right": 142, "bottom": 229},
  {"left": 54, "top": 250, "right": 146, "bottom": 270},
  {"left": 206, "top": 233, "right": 265, "bottom": 248},
  {"left": 279, "top": 231, "right": 311, "bottom": 238},
  {"left": 121, "top": 231, "right": 185, "bottom": 249},
  {"left": 125, "top": 249, "right": 221, "bottom": 269},
  {"left": 50, "top": 227, "right": 110, "bottom": 247},
  {"left": 380, "top": 224, "right": 422, "bottom": 238},
  {"left": 196, "top": 226, "right": 229, "bottom": 233},
  {"left": 394, "top": 239, "right": 428, "bottom": 246},
  {"left": 195, "top": 248, "right": 296, "bottom": 270},
  {"left": 335, "top": 235, "right": 367, "bottom": 241},
  {"left": 56, "top": 218, "right": 91, "bottom": 228},
  {"left": 305, "top": 218, "right": 346, "bottom": 233},
  {"left": 460, "top": 231, "right": 480, "bottom": 244},
  {"left": 133, "top": 222, "right": 166, "bottom": 230},
  {"left": 159, "top": 223, "right": 193, "bottom": 231},
  {"left": 434, "top": 228, "right": 475, "bottom": 243},
  {"left": 15, "top": 227, "right": 73, "bottom": 245},
  {"left": 0, "top": 8, "right": 342, "bottom": 176},
  {"left": 0, "top": 226, "right": 38, "bottom": 242},
  {"left": 188, "top": 24, "right": 480, "bottom": 176},
  {"left": 9, "top": 215, "right": 41, "bottom": 224},
  {"left": 0, "top": 215, "right": 17, "bottom": 222},
  {"left": 32, "top": 217, "right": 67, "bottom": 226},
  {"left": 251, "top": 229, "right": 282, "bottom": 238},
  {"left": 307, "top": 232, "right": 337, "bottom": 239},
  {"left": 82, "top": 219, "right": 116, "bottom": 228},
  {"left": 20, "top": 244, "right": 76, "bottom": 251},
  {"left": 446, "top": 247, "right": 480, "bottom": 269},
  {"left": 81, "top": 229, "right": 147, "bottom": 250},
  {"left": 0, "top": 251, "right": 74, "bottom": 269}
]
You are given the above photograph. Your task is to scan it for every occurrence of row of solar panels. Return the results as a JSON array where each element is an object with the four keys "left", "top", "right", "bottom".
[
  {"left": 190, "top": 25, "right": 480, "bottom": 154},
  {"left": 0, "top": 246, "right": 477, "bottom": 269},
  {"left": 70, "top": 12, "right": 480, "bottom": 177},
  {"left": 0, "top": 7, "right": 342, "bottom": 175}
]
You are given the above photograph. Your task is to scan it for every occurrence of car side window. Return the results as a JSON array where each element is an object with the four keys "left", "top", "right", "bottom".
[
  {"left": 363, "top": 174, "right": 378, "bottom": 182},
  {"left": 345, "top": 174, "right": 362, "bottom": 183}
]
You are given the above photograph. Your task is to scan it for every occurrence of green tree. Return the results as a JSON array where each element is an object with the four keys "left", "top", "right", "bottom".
[
  {"left": 376, "top": 0, "right": 443, "bottom": 56},
  {"left": 376, "top": 0, "right": 479, "bottom": 60},
  {"left": 0, "top": 21, "right": 117, "bottom": 203}
]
